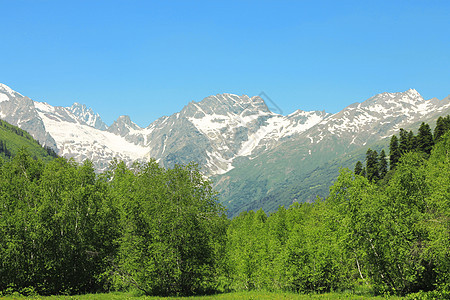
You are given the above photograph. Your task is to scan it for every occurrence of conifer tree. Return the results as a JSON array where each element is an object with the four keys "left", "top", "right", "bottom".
[
  {"left": 434, "top": 116, "right": 450, "bottom": 141},
  {"left": 407, "top": 130, "right": 416, "bottom": 151},
  {"left": 389, "top": 135, "right": 400, "bottom": 170},
  {"left": 366, "top": 149, "right": 379, "bottom": 182},
  {"left": 417, "top": 122, "right": 434, "bottom": 155},
  {"left": 399, "top": 128, "right": 409, "bottom": 154},
  {"left": 378, "top": 149, "right": 388, "bottom": 179},
  {"left": 354, "top": 161, "right": 363, "bottom": 176}
]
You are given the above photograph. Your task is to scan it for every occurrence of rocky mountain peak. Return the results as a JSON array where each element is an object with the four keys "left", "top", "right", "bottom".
[
  {"left": 358, "top": 89, "right": 426, "bottom": 111},
  {"left": 182, "top": 93, "right": 271, "bottom": 120},
  {"left": 0, "top": 83, "right": 24, "bottom": 103},
  {"left": 107, "top": 115, "right": 141, "bottom": 137},
  {"left": 66, "top": 102, "right": 108, "bottom": 130},
  {"left": 0, "top": 83, "right": 22, "bottom": 97}
]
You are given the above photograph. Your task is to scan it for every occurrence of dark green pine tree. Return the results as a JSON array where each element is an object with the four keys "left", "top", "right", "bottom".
[
  {"left": 389, "top": 135, "right": 401, "bottom": 170},
  {"left": 354, "top": 161, "right": 363, "bottom": 176},
  {"left": 399, "top": 128, "right": 409, "bottom": 154},
  {"left": 378, "top": 149, "right": 388, "bottom": 179},
  {"left": 407, "top": 130, "right": 416, "bottom": 150},
  {"left": 434, "top": 116, "right": 450, "bottom": 141},
  {"left": 417, "top": 122, "right": 434, "bottom": 155},
  {"left": 366, "top": 149, "right": 379, "bottom": 182}
]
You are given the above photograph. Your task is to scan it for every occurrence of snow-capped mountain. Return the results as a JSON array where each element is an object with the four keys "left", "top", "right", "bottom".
[
  {"left": 0, "top": 83, "right": 57, "bottom": 149},
  {"left": 213, "top": 89, "right": 450, "bottom": 216},
  {"left": 33, "top": 101, "right": 150, "bottom": 170},
  {"left": 0, "top": 84, "right": 330, "bottom": 174},
  {"left": 128, "top": 94, "right": 330, "bottom": 174},
  {"left": 1, "top": 83, "right": 449, "bottom": 216},
  {"left": 305, "top": 89, "right": 450, "bottom": 147},
  {"left": 67, "top": 102, "right": 108, "bottom": 130}
]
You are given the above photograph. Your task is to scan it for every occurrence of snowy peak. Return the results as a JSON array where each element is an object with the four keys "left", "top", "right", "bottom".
[
  {"left": 107, "top": 115, "right": 141, "bottom": 137},
  {"left": 0, "top": 85, "right": 57, "bottom": 148},
  {"left": 67, "top": 102, "right": 108, "bottom": 130},
  {"left": 0, "top": 83, "right": 24, "bottom": 103},
  {"left": 307, "top": 89, "right": 450, "bottom": 146},
  {"left": 0, "top": 83, "right": 23, "bottom": 97},
  {"left": 364, "top": 89, "right": 424, "bottom": 107},
  {"left": 178, "top": 93, "right": 330, "bottom": 173},
  {"left": 1, "top": 83, "right": 448, "bottom": 178},
  {"left": 287, "top": 109, "right": 329, "bottom": 122},
  {"left": 405, "top": 88, "right": 422, "bottom": 99},
  {"left": 182, "top": 93, "right": 271, "bottom": 119}
]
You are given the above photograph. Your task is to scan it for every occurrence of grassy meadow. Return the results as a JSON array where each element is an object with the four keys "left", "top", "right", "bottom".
[{"left": 0, "top": 291, "right": 404, "bottom": 300}]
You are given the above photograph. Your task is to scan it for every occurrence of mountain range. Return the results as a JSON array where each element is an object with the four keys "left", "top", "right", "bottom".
[{"left": 1, "top": 83, "right": 449, "bottom": 216}]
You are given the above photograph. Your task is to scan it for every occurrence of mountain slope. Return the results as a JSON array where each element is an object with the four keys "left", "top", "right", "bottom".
[
  {"left": 105, "top": 93, "right": 330, "bottom": 174},
  {"left": 1, "top": 83, "right": 449, "bottom": 217},
  {"left": 0, "top": 119, "right": 57, "bottom": 161},
  {"left": 0, "top": 85, "right": 329, "bottom": 174},
  {"left": 213, "top": 90, "right": 450, "bottom": 217},
  {"left": 0, "top": 84, "right": 57, "bottom": 149}
]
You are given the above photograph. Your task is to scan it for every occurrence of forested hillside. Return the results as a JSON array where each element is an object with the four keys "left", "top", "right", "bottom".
[
  {"left": 1, "top": 117, "right": 449, "bottom": 298},
  {"left": 0, "top": 119, "right": 57, "bottom": 161},
  {"left": 224, "top": 117, "right": 450, "bottom": 297}
]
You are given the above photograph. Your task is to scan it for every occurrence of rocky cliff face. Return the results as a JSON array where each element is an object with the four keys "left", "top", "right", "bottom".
[{"left": 67, "top": 102, "right": 108, "bottom": 130}]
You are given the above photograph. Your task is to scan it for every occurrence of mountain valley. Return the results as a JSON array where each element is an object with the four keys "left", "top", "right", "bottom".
[{"left": 1, "top": 83, "right": 449, "bottom": 216}]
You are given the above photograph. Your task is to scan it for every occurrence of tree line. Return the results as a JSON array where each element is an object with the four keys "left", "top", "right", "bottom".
[
  {"left": 0, "top": 140, "right": 12, "bottom": 158},
  {"left": 355, "top": 115, "right": 450, "bottom": 182},
  {"left": 1, "top": 116, "right": 450, "bottom": 297},
  {"left": 224, "top": 117, "right": 450, "bottom": 297},
  {"left": 0, "top": 154, "right": 227, "bottom": 296}
]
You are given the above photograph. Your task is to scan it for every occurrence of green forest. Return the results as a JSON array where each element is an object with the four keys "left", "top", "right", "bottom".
[{"left": 1, "top": 117, "right": 450, "bottom": 299}]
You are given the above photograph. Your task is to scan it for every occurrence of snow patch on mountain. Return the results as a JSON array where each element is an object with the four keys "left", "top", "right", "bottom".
[
  {"left": 2, "top": 83, "right": 449, "bottom": 177},
  {"left": 36, "top": 108, "right": 150, "bottom": 167},
  {"left": 0, "top": 94, "right": 9, "bottom": 103},
  {"left": 0, "top": 83, "right": 23, "bottom": 98}
]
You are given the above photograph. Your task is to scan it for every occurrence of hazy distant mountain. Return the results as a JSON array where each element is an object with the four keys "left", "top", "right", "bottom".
[{"left": 1, "top": 83, "right": 449, "bottom": 216}]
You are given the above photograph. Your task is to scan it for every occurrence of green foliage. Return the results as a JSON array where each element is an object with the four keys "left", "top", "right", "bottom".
[
  {"left": 108, "top": 160, "right": 227, "bottom": 296},
  {"left": 391, "top": 116, "right": 450, "bottom": 165},
  {"left": 221, "top": 124, "right": 450, "bottom": 297},
  {"left": 354, "top": 161, "right": 363, "bottom": 176},
  {"left": 378, "top": 149, "right": 388, "bottom": 179},
  {"left": 389, "top": 135, "right": 401, "bottom": 170},
  {"left": 0, "top": 151, "right": 118, "bottom": 295},
  {"left": 324, "top": 132, "right": 450, "bottom": 295},
  {"left": 0, "top": 152, "right": 226, "bottom": 297},
  {"left": 365, "top": 149, "right": 379, "bottom": 182},
  {"left": 1, "top": 117, "right": 450, "bottom": 298},
  {"left": 417, "top": 122, "right": 434, "bottom": 155},
  {"left": 0, "top": 290, "right": 405, "bottom": 299},
  {"left": 406, "top": 290, "right": 450, "bottom": 300},
  {"left": 224, "top": 202, "right": 349, "bottom": 294},
  {"left": 433, "top": 115, "right": 450, "bottom": 142}
]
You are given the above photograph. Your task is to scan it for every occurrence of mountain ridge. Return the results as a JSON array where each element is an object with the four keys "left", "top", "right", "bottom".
[{"left": 1, "top": 83, "right": 449, "bottom": 216}]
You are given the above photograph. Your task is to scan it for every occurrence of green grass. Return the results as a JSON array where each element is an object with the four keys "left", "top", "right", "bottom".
[{"left": 0, "top": 291, "right": 404, "bottom": 300}]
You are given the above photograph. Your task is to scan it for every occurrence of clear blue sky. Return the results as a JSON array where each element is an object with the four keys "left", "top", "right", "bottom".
[{"left": 1, "top": 0, "right": 449, "bottom": 127}]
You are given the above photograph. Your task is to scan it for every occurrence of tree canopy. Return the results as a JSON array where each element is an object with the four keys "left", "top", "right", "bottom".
[{"left": 1, "top": 115, "right": 450, "bottom": 298}]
